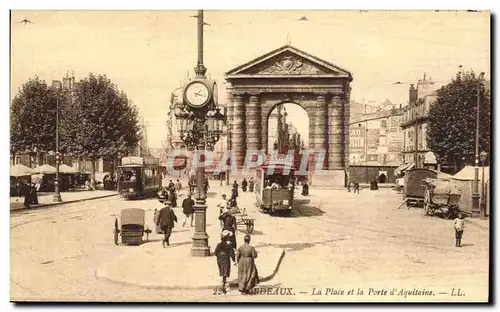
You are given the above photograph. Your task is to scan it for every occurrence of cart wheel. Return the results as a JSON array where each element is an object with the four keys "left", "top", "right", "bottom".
[
  {"left": 114, "top": 218, "right": 119, "bottom": 245},
  {"left": 246, "top": 222, "right": 254, "bottom": 234}
]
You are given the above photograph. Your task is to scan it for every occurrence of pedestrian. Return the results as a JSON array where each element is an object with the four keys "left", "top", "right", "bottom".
[
  {"left": 219, "top": 206, "right": 237, "bottom": 249},
  {"left": 232, "top": 180, "right": 239, "bottom": 197},
  {"left": 23, "top": 182, "right": 31, "bottom": 208},
  {"left": 182, "top": 193, "right": 195, "bottom": 227},
  {"left": 169, "top": 187, "right": 177, "bottom": 207},
  {"left": 248, "top": 177, "right": 255, "bottom": 193},
  {"left": 347, "top": 179, "right": 351, "bottom": 192},
  {"left": 301, "top": 181, "right": 309, "bottom": 196},
  {"left": 156, "top": 201, "right": 178, "bottom": 247},
  {"left": 242, "top": 178, "right": 248, "bottom": 192},
  {"left": 204, "top": 178, "right": 210, "bottom": 194},
  {"left": 175, "top": 179, "right": 182, "bottom": 191},
  {"left": 237, "top": 234, "right": 259, "bottom": 294},
  {"left": 218, "top": 194, "right": 229, "bottom": 228},
  {"left": 29, "top": 183, "right": 39, "bottom": 205},
  {"left": 214, "top": 230, "right": 236, "bottom": 294},
  {"left": 453, "top": 213, "right": 466, "bottom": 247},
  {"left": 354, "top": 181, "right": 360, "bottom": 194},
  {"left": 168, "top": 180, "right": 175, "bottom": 191},
  {"left": 230, "top": 193, "right": 238, "bottom": 208}
]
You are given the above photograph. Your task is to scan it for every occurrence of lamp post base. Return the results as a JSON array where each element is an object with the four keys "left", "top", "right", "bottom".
[
  {"left": 471, "top": 193, "right": 480, "bottom": 218},
  {"left": 191, "top": 200, "right": 211, "bottom": 257},
  {"left": 479, "top": 202, "right": 487, "bottom": 219},
  {"left": 53, "top": 193, "right": 62, "bottom": 203}
]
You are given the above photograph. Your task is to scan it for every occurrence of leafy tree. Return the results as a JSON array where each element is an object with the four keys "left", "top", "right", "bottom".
[
  {"left": 427, "top": 70, "right": 490, "bottom": 171},
  {"left": 62, "top": 73, "right": 141, "bottom": 189},
  {"left": 10, "top": 77, "right": 58, "bottom": 165}
]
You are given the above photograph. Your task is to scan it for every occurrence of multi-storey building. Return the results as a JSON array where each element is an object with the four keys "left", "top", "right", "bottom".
[
  {"left": 348, "top": 107, "right": 404, "bottom": 183},
  {"left": 400, "top": 75, "right": 439, "bottom": 168}
]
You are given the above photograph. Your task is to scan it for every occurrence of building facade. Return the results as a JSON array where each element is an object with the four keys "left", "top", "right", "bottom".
[
  {"left": 348, "top": 108, "right": 404, "bottom": 183},
  {"left": 400, "top": 75, "right": 438, "bottom": 167}
]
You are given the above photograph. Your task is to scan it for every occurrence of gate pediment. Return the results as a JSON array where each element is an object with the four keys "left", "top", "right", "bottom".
[{"left": 225, "top": 45, "right": 352, "bottom": 79}]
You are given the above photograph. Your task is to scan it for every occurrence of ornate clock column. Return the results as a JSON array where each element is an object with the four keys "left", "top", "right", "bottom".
[{"left": 174, "top": 10, "right": 225, "bottom": 257}]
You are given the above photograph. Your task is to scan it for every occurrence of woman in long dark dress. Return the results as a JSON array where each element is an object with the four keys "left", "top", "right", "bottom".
[
  {"left": 214, "top": 230, "right": 236, "bottom": 294},
  {"left": 232, "top": 181, "right": 239, "bottom": 197},
  {"left": 237, "top": 234, "right": 259, "bottom": 294}
]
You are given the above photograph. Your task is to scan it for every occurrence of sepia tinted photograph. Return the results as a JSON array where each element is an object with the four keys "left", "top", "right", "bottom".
[{"left": 9, "top": 9, "right": 491, "bottom": 303}]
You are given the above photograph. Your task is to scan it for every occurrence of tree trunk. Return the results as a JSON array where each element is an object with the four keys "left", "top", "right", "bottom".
[{"left": 90, "top": 158, "right": 96, "bottom": 191}]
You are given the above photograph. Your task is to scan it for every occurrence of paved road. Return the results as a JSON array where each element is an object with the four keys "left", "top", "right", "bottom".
[{"left": 10, "top": 184, "right": 489, "bottom": 302}]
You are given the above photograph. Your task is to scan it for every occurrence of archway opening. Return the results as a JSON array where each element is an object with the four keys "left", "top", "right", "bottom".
[{"left": 267, "top": 102, "right": 309, "bottom": 178}]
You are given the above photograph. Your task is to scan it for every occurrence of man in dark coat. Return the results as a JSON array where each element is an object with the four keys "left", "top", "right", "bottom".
[
  {"left": 241, "top": 178, "right": 248, "bottom": 192},
  {"left": 182, "top": 193, "right": 195, "bottom": 227},
  {"left": 156, "top": 201, "right": 178, "bottom": 247}
]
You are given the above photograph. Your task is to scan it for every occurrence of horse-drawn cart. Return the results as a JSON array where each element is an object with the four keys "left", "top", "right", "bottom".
[
  {"left": 397, "top": 168, "right": 438, "bottom": 209},
  {"left": 422, "top": 178, "right": 461, "bottom": 219},
  {"left": 114, "top": 208, "right": 152, "bottom": 245}
]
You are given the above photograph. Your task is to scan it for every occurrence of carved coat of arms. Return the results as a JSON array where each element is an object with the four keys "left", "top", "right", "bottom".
[{"left": 259, "top": 55, "right": 321, "bottom": 75}]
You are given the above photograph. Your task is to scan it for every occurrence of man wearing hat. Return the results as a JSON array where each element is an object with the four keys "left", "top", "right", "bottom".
[
  {"left": 156, "top": 200, "right": 178, "bottom": 247},
  {"left": 214, "top": 229, "right": 236, "bottom": 294}
]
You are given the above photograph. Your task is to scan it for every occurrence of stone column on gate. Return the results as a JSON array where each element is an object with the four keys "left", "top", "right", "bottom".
[
  {"left": 328, "top": 95, "right": 344, "bottom": 169},
  {"left": 246, "top": 94, "right": 262, "bottom": 152},
  {"left": 342, "top": 91, "right": 350, "bottom": 169},
  {"left": 232, "top": 93, "right": 246, "bottom": 169},
  {"left": 314, "top": 94, "right": 328, "bottom": 169}
]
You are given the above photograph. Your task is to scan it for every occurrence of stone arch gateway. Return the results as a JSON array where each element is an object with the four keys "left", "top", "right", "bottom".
[{"left": 224, "top": 45, "right": 353, "bottom": 187}]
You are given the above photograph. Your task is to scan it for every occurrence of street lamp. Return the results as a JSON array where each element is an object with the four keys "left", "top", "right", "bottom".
[
  {"left": 480, "top": 151, "right": 488, "bottom": 219},
  {"left": 53, "top": 96, "right": 62, "bottom": 202},
  {"left": 472, "top": 72, "right": 485, "bottom": 217},
  {"left": 173, "top": 10, "right": 225, "bottom": 257}
]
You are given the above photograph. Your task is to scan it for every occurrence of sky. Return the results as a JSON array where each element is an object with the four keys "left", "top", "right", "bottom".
[{"left": 10, "top": 10, "right": 490, "bottom": 148}]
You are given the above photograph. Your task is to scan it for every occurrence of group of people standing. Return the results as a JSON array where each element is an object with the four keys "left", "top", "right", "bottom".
[
  {"left": 215, "top": 220, "right": 259, "bottom": 294},
  {"left": 240, "top": 177, "right": 255, "bottom": 193}
]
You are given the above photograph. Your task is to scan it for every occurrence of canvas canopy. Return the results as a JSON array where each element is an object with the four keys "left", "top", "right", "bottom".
[
  {"left": 34, "top": 164, "right": 56, "bottom": 174},
  {"left": 452, "top": 166, "right": 490, "bottom": 182},
  {"left": 10, "top": 164, "right": 34, "bottom": 177},
  {"left": 58, "top": 164, "right": 79, "bottom": 174}
]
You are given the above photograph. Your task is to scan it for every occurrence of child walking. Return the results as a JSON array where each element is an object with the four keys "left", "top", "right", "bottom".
[{"left": 453, "top": 213, "right": 466, "bottom": 247}]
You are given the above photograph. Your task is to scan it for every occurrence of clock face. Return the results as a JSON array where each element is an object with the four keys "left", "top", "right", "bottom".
[{"left": 185, "top": 81, "right": 210, "bottom": 108}]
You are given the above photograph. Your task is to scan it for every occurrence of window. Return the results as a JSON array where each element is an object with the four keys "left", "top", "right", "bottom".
[{"left": 381, "top": 120, "right": 387, "bottom": 128}]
